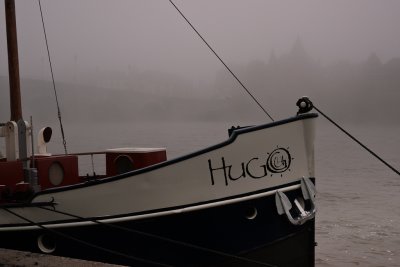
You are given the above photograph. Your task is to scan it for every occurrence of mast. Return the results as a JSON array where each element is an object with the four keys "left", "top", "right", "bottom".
[
  {"left": 4, "top": 0, "right": 31, "bottom": 181},
  {"left": 5, "top": 0, "right": 22, "bottom": 121}
]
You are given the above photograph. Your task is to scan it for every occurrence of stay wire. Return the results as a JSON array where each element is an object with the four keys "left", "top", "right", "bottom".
[
  {"left": 38, "top": 0, "right": 68, "bottom": 154},
  {"left": 2, "top": 207, "right": 173, "bottom": 267},
  {"left": 168, "top": 0, "right": 274, "bottom": 122},
  {"left": 38, "top": 206, "right": 277, "bottom": 267},
  {"left": 314, "top": 105, "right": 400, "bottom": 176}
]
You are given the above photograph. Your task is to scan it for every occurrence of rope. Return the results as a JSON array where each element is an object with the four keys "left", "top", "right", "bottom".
[
  {"left": 38, "top": 206, "right": 276, "bottom": 267},
  {"left": 38, "top": 0, "right": 68, "bottom": 154},
  {"left": 168, "top": 0, "right": 274, "bottom": 122},
  {"left": 313, "top": 105, "right": 400, "bottom": 176},
  {"left": 2, "top": 207, "right": 173, "bottom": 267}
]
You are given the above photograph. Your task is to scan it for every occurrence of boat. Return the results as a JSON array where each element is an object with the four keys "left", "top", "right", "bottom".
[{"left": 0, "top": 1, "right": 318, "bottom": 266}]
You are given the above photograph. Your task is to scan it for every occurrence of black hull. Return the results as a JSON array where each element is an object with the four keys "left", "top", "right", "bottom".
[{"left": 0, "top": 188, "right": 315, "bottom": 267}]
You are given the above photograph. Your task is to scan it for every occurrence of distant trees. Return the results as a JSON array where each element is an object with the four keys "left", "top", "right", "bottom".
[
  {"left": 1, "top": 38, "right": 399, "bottom": 124},
  {"left": 214, "top": 38, "right": 400, "bottom": 122}
]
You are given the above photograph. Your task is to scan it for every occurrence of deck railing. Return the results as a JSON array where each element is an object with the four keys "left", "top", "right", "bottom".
[{"left": 58, "top": 151, "right": 107, "bottom": 178}]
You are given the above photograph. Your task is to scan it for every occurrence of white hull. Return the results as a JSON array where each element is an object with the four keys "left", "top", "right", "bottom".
[{"left": 0, "top": 114, "right": 316, "bottom": 230}]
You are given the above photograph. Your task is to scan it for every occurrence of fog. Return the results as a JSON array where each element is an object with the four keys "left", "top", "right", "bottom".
[{"left": 1, "top": 0, "right": 400, "bottom": 123}]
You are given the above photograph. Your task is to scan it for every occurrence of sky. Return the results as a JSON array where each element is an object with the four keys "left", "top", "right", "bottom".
[{"left": 1, "top": 0, "right": 400, "bottom": 83}]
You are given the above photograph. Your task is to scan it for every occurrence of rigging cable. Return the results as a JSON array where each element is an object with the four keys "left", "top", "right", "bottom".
[
  {"left": 168, "top": 0, "right": 274, "bottom": 122},
  {"left": 296, "top": 97, "right": 399, "bottom": 176},
  {"left": 315, "top": 105, "right": 400, "bottom": 176},
  {"left": 2, "top": 207, "right": 173, "bottom": 267},
  {"left": 38, "top": 206, "right": 277, "bottom": 267},
  {"left": 38, "top": 0, "right": 68, "bottom": 154}
]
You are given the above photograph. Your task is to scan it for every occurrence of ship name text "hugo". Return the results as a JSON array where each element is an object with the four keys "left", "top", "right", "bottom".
[{"left": 208, "top": 147, "right": 292, "bottom": 186}]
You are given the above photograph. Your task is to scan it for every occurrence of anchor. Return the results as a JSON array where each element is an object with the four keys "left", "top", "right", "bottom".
[{"left": 275, "top": 177, "right": 316, "bottom": 225}]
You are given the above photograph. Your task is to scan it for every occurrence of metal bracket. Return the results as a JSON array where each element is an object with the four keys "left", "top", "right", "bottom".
[
  {"left": 275, "top": 177, "right": 316, "bottom": 225},
  {"left": 296, "top": 96, "right": 314, "bottom": 115}
]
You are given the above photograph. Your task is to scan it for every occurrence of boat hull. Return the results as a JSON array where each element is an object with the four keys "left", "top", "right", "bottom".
[
  {"left": 0, "top": 186, "right": 314, "bottom": 267},
  {"left": 0, "top": 114, "right": 317, "bottom": 266}
]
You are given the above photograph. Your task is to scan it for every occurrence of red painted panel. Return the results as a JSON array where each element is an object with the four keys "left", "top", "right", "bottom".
[
  {"left": 0, "top": 160, "right": 24, "bottom": 191},
  {"left": 34, "top": 155, "right": 79, "bottom": 190}
]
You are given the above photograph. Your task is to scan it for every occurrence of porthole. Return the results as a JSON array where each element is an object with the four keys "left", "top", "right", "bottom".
[
  {"left": 48, "top": 161, "right": 64, "bottom": 186},
  {"left": 245, "top": 207, "right": 258, "bottom": 220},
  {"left": 37, "top": 234, "right": 56, "bottom": 254},
  {"left": 115, "top": 155, "right": 134, "bottom": 174}
]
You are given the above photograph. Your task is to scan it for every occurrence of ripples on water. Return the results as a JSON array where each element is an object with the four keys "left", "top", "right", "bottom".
[
  {"left": 4, "top": 119, "right": 397, "bottom": 266},
  {"left": 316, "top": 121, "right": 399, "bottom": 267}
]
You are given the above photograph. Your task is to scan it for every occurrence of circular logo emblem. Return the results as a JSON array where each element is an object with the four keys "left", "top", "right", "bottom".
[{"left": 267, "top": 148, "right": 291, "bottom": 173}]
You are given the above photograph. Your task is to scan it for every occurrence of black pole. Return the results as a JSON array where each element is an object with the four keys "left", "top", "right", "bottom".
[{"left": 5, "top": 0, "right": 23, "bottom": 121}]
